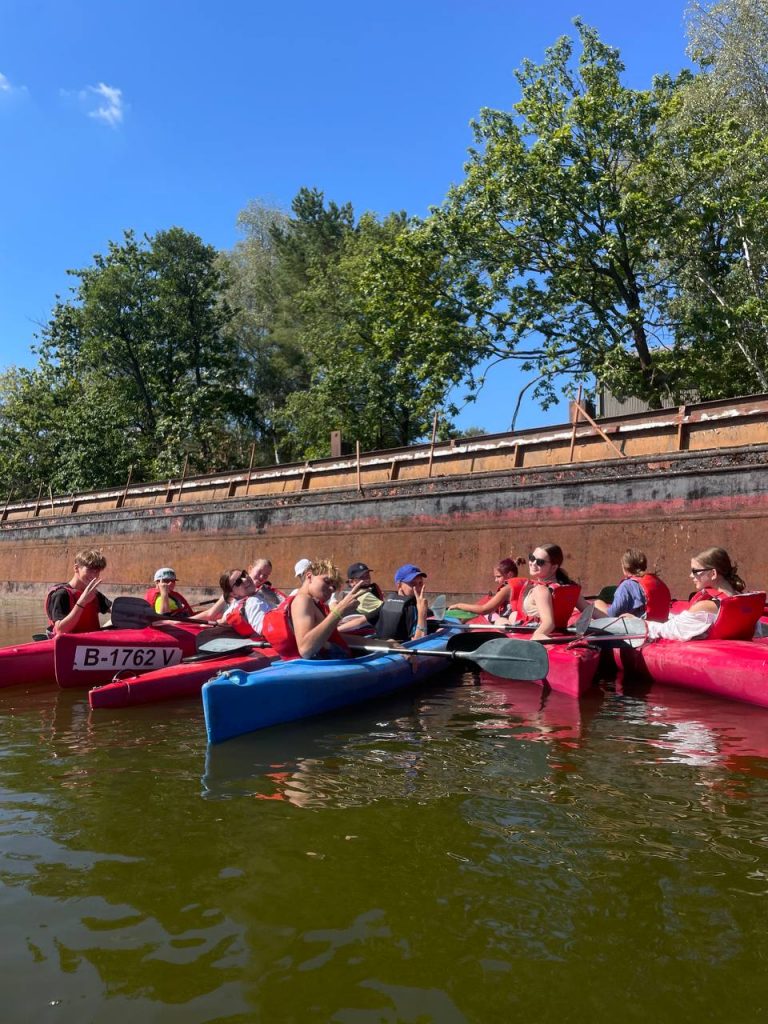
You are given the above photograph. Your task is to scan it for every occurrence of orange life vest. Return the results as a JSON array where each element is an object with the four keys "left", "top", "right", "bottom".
[
  {"left": 628, "top": 573, "right": 671, "bottom": 623},
  {"left": 515, "top": 581, "right": 581, "bottom": 629},
  {"left": 262, "top": 594, "right": 350, "bottom": 660}
]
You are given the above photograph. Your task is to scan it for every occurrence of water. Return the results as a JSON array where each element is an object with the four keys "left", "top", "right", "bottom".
[{"left": 1, "top": 601, "right": 768, "bottom": 1022}]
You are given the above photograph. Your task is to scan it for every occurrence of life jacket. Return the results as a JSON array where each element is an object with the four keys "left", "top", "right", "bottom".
[
  {"left": 485, "top": 577, "right": 525, "bottom": 618},
  {"left": 698, "top": 591, "right": 766, "bottom": 641},
  {"left": 45, "top": 584, "right": 101, "bottom": 634},
  {"left": 375, "top": 596, "right": 416, "bottom": 642},
  {"left": 142, "top": 587, "right": 194, "bottom": 617},
  {"left": 222, "top": 597, "right": 263, "bottom": 639},
  {"left": 627, "top": 573, "right": 671, "bottom": 623},
  {"left": 688, "top": 587, "right": 730, "bottom": 608},
  {"left": 515, "top": 581, "right": 581, "bottom": 629},
  {"left": 261, "top": 594, "right": 350, "bottom": 660}
]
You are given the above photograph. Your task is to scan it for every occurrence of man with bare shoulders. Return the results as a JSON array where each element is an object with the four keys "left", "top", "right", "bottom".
[{"left": 290, "top": 559, "right": 365, "bottom": 659}]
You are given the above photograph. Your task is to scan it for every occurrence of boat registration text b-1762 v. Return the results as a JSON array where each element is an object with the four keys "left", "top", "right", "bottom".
[{"left": 73, "top": 646, "right": 184, "bottom": 671}]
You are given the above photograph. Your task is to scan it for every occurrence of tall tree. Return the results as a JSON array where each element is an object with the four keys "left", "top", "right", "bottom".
[
  {"left": 369, "top": 22, "right": 690, "bottom": 409},
  {"left": 0, "top": 228, "right": 245, "bottom": 496}
]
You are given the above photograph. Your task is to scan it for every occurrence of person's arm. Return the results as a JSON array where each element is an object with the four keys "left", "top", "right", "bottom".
[
  {"left": 187, "top": 596, "right": 227, "bottom": 621},
  {"left": 294, "top": 583, "right": 365, "bottom": 658},
  {"left": 530, "top": 587, "right": 556, "bottom": 641},
  {"left": 51, "top": 577, "right": 101, "bottom": 635},
  {"left": 412, "top": 588, "right": 429, "bottom": 638},
  {"left": 602, "top": 579, "right": 642, "bottom": 618},
  {"left": 448, "top": 585, "right": 510, "bottom": 615}
]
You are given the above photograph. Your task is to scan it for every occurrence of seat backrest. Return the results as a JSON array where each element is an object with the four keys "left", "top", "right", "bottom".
[{"left": 707, "top": 591, "right": 767, "bottom": 641}]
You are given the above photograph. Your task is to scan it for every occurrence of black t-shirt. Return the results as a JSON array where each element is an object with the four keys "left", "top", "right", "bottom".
[{"left": 47, "top": 587, "right": 112, "bottom": 625}]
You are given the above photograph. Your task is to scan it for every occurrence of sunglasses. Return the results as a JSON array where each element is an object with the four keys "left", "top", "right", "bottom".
[
  {"left": 528, "top": 554, "right": 549, "bottom": 567},
  {"left": 232, "top": 573, "right": 250, "bottom": 586},
  {"left": 690, "top": 567, "right": 712, "bottom": 575}
]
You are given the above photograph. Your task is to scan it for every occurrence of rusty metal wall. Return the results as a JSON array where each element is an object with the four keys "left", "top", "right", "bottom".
[{"left": 1, "top": 446, "right": 766, "bottom": 603}]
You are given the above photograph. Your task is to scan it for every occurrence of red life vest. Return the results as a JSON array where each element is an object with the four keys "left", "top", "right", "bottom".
[
  {"left": 45, "top": 584, "right": 101, "bottom": 633},
  {"left": 488, "top": 577, "right": 526, "bottom": 618},
  {"left": 143, "top": 587, "right": 194, "bottom": 617},
  {"left": 688, "top": 587, "right": 730, "bottom": 608},
  {"left": 222, "top": 597, "right": 263, "bottom": 639},
  {"left": 262, "top": 594, "right": 350, "bottom": 660},
  {"left": 628, "top": 573, "right": 671, "bottom": 622},
  {"left": 699, "top": 591, "right": 766, "bottom": 641},
  {"left": 515, "top": 581, "right": 581, "bottom": 629}
]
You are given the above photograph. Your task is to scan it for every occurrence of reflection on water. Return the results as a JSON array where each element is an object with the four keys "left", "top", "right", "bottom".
[{"left": 1, "top": 602, "right": 768, "bottom": 1020}]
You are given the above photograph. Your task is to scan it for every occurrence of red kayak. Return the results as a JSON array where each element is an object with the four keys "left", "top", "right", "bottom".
[
  {"left": 615, "top": 638, "right": 768, "bottom": 709},
  {"left": 459, "top": 617, "right": 600, "bottom": 698},
  {"left": 0, "top": 622, "right": 206, "bottom": 689},
  {"left": 89, "top": 646, "right": 277, "bottom": 708}
]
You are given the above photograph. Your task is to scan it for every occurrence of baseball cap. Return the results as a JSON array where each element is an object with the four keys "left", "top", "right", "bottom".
[
  {"left": 154, "top": 567, "right": 177, "bottom": 582},
  {"left": 347, "top": 562, "right": 372, "bottom": 580},
  {"left": 294, "top": 558, "right": 311, "bottom": 578},
  {"left": 394, "top": 563, "right": 427, "bottom": 585}
]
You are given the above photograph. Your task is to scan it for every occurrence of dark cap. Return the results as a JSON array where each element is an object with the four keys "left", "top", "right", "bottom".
[{"left": 347, "top": 562, "right": 372, "bottom": 580}]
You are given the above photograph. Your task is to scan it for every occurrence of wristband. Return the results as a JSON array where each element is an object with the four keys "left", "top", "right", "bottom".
[{"left": 330, "top": 607, "right": 342, "bottom": 620}]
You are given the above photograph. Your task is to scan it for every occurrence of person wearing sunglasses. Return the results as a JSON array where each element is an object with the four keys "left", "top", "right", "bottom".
[
  {"left": 213, "top": 568, "right": 272, "bottom": 638},
  {"left": 511, "top": 544, "right": 585, "bottom": 641},
  {"left": 263, "top": 559, "right": 366, "bottom": 659},
  {"left": 447, "top": 558, "right": 526, "bottom": 623},
  {"left": 643, "top": 547, "right": 753, "bottom": 641}
]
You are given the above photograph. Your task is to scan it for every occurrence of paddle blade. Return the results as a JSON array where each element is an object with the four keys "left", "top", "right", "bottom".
[
  {"left": 589, "top": 615, "right": 648, "bottom": 649},
  {"left": 430, "top": 594, "right": 447, "bottom": 620},
  {"left": 110, "top": 597, "right": 158, "bottom": 629},
  {"left": 197, "top": 637, "right": 266, "bottom": 655},
  {"left": 452, "top": 636, "right": 550, "bottom": 681}
]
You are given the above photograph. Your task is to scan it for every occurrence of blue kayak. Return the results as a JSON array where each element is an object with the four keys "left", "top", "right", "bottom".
[{"left": 202, "top": 629, "right": 456, "bottom": 744}]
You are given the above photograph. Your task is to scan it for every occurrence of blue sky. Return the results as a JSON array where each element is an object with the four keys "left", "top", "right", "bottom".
[{"left": 0, "top": 0, "right": 692, "bottom": 434}]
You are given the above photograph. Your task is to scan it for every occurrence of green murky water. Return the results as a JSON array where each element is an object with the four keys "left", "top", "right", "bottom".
[{"left": 1, "top": 602, "right": 767, "bottom": 1022}]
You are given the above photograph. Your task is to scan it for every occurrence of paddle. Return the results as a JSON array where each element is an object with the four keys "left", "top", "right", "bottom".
[
  {"left": 348, "top": 636, "right": 549, "bottom": 681},
  {"left": 110, "top": 596, "right": 217, "bottom": 629},
  {"left": 196, "top": 637, "right": 270, "bottom": 655}
]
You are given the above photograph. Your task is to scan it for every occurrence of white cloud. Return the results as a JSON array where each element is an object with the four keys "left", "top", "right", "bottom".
[
  {"left": 85, "top": 82, "right": 124, "bottom": 127},
  {"left": 0, "top": 71, "right": 28, "bottom": 96}
]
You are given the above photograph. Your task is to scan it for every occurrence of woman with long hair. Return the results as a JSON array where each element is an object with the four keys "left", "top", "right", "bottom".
[{"left": 514, "top": 543, "right": 583, "bottom": 641}]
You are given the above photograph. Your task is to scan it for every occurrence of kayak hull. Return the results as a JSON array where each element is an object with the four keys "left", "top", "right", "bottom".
[
  {"left": 616, "top": 638, "right": 768, "bottom": 709},
  {"left": 463, "top": 618, "right": 600, "bottom": 698},
  {"left": 89, "top": 648, "right": 276, "bottom": 708},
  {"left": 0, "top": 623, "right": 205, "bottom": 689},
  {"left": 203, "top": 630, "right": 455, "bottom": 744}
]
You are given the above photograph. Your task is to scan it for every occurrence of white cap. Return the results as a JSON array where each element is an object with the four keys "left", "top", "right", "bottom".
[
  {"left": 294, "top": 558, "right": 311, "bottom": 578},
  {"left": 154, "top": 567, "right": 177, "bottom": 582}
]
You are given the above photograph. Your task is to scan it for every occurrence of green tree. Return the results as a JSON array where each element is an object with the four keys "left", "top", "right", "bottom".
[
  {"left": 370, "top": 23, "right": 691, "bottom": 409},
  {"left": 0, "top": 227, "right": 245, "bottom": 496}
]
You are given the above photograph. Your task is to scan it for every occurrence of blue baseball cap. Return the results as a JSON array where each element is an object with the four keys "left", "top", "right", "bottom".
[{"left": 394, "top": 563, "right": 427, "bottom": 585}]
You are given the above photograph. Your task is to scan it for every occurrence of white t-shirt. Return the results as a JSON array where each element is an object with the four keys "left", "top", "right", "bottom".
[
  {"left": 646, "top": 610, "right": 716, "bottom": 641},
  {"left": 222, "top": 590, "right": 277, "bottom": 634}
]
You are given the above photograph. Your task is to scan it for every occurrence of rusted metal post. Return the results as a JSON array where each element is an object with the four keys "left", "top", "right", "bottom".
[
  {"left": 356, "top": 441, "right": 362, "bottom": 494},
  {"left": 117, "top": 465, "right": 133, "bottom": 509},
  {"left": 244, "top": 443, "right": 256, "bottom": 497},
  {"left": 1, "top": 488, "right": 13, "bottom": 522},
  {"left": 676, "top": 405, "right": 687, "bottom": 451},
  {"left": 568, "top": 386, "right": 583, "bottom": 463},
  {"left": 48, "top": 485, "right": 54, "bottom": 513},
  {"left": 33, "top": 482, "right": 43, "bottom": 518},
  {"left": 427, "top": 411, "right": 439, "bottom": 478},
  {"left": 176, "top": 453, "right": 189, "bottom": 503},
  {"left": 571, "top": 398, "right": 627, "bottom": 459}
]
